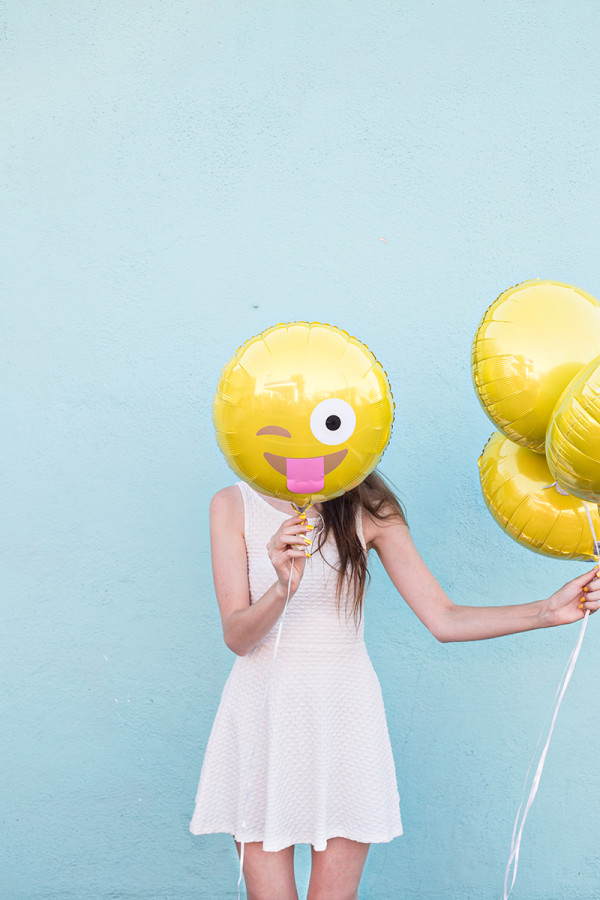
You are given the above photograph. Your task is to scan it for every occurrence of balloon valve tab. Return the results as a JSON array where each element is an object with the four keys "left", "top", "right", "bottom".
[{"left": 292, "top": 502, "right": 312, "bottom": 517}]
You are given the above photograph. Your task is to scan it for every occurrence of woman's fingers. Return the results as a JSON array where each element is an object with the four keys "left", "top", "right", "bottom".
[
  {"left": 267, "top": 521, "right": 309, "bottom": 548},
  {"left": 275, "top": 523, "right": 311, "bottom": 549},
  {"left": 273, "top": 547, "right": 310, "bottom": 562},
  {"left": 580, "top": 588, "right": 600, "bottom": 611},
  {"left": 580, "top": 569, "right": 600, "bottom": 595},
  {"left": 282, "top": 521, "right": 310, "bottom": 536},
  {"left": 577, "top": 566, "right": 600, "bottom": 589},
  {"left": 267, "top": 516, "right": 312, "bottom": 593},
  {"left": 575, "top": 567, "right": 600, "bottom": 613},
  {"left": 582, "top": 582, "right": 600, "bottom": 596},
  {"left": 581, "top": 602, "right": 600, "bottom": 614}
]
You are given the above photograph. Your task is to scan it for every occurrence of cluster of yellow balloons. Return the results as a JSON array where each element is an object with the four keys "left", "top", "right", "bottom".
[{"left": 472, "top": 280, "right": 600, "bottom": 560}]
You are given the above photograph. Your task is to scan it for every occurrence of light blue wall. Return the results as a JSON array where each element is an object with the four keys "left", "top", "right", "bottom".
[{"left": 3, "top": 2, "right": 600, "bottom": 898}]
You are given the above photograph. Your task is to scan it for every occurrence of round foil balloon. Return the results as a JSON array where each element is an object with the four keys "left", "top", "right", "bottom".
[
  {"left": 479, "top": 431, "right": 600, "bottom": 560},
  {"left": 213, "top": 322, "right": 394, "bottom": 507},
  {"left": 472, "top": 280, "right": 600, "bottom": 453},
  {"left": 546, "top": 355, "right": 600, "bottom": 503}
]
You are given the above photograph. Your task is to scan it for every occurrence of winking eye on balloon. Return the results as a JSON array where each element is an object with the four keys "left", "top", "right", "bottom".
[{"left": 213, "top": 321, "right": 395, "bottom": 509}]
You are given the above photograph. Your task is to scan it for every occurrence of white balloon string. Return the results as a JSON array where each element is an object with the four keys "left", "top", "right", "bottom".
[
  {"left": 502, "top": 508, "right": 599, "bottom": 898},
  {"left": 583, "top": 500, "right": 600, "bottom": 560},
  {"left": 502, "top": 613, "right": 588, "bottom": 898},
  {"left": 308, "top": 511, "right": 325, "bottom": 557}
]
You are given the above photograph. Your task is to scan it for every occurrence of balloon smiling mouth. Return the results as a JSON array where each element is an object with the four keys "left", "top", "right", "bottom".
[{"left": 264, "top": 449, "right": 348, "bottom": 493}]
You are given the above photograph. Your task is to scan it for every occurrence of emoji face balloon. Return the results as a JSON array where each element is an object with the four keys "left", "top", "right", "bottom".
[{"left": 213, "top": 322, "right": 394, "bottom": 507}]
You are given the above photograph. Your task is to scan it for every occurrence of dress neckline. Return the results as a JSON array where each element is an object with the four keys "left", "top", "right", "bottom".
[{"left": 247, "top": 485, "right": 322, "bottom": 522}]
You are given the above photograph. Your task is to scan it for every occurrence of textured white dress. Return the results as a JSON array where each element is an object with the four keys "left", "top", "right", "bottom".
[{"left": 189, "top": 482, "right": 403, "bottom": 852}]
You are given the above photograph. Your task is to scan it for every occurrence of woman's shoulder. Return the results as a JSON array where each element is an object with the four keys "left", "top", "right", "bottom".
[
  {"left": 209, "top": 484, "right": 244, "bottom": 522},
  {"left": 360, "top": 501, "right": 410, "bottom": 549}
]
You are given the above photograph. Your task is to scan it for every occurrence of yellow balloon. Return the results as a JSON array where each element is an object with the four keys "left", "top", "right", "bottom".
[
  {"left": 546, "top": 355, "right": 600, "bottom": 504},
  {"left": 213, "top": 322, "right": 394, "bottom": 507},
  {"left": 472, "top": 280, "right": 600, "bottom": 453},
  {"left": 479, "top": 431, "right": 600, "bottom": 560}
]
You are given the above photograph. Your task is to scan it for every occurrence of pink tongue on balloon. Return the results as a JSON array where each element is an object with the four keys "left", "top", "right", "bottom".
[{"left": 286, "top": 456, "right": 325, "bottom": 494}]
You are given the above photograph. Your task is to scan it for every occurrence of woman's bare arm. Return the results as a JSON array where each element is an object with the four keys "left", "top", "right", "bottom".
[
  {"left": 210, "top": 487, "right": 308, "bottom": 656},
  {"left": 363, "top": 510, "right": 600, "bottom": 643}
]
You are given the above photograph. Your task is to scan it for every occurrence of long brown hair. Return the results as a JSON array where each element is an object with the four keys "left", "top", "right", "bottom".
[{"left": 318, "top": 470, "right": 407, "bottom": 625}]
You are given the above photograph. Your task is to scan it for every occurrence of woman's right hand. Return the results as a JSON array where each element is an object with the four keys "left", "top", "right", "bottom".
[{"left": 267, "top": 515, "right": 310, "bottom": 596}]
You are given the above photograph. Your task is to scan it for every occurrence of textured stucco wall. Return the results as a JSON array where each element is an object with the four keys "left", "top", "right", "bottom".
[{"left": 3, "top": 2, "right": 600, "bottom": 898}]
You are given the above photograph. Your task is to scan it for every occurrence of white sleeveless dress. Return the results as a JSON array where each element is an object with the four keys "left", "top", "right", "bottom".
[{"left": 189, "top": 482, "right": 403, "bottom": 852}]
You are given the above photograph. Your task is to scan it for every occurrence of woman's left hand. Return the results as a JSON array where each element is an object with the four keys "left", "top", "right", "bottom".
[{"left": 546, "top": 566, "right": 600, "bottom": 626}]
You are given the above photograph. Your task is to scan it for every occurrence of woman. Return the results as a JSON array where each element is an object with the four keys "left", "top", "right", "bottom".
[{"left": 190, "top": 471, "right": 600, "bottom": 900}]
